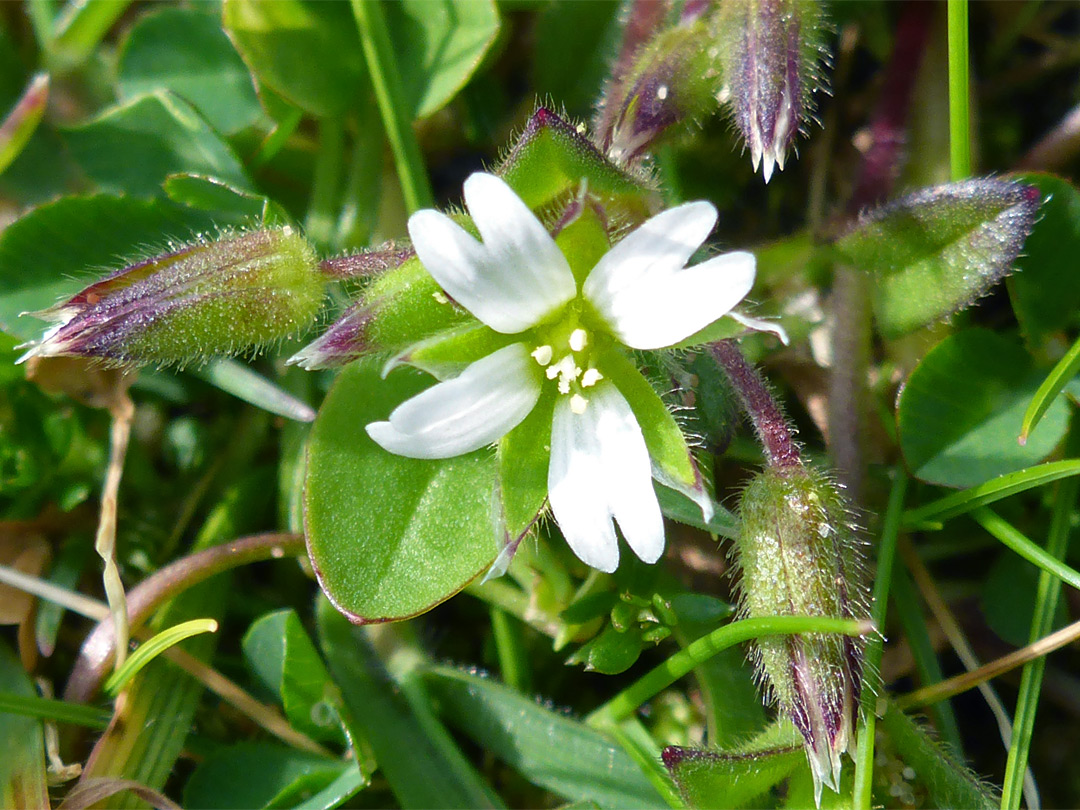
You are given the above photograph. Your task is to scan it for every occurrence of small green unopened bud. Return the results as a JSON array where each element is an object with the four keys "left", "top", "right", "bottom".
[
  {"left": 19, "top": 228, "right": 324, "bottom": 367},
  {"left": 716, "top": 0, "right": 827, "bottom": 183},
  {"left": 735, "top": 464, "right": 867, "bottom": 805},
  {"left": 598, "top": 21, "right": 723, "bottom": 164}
]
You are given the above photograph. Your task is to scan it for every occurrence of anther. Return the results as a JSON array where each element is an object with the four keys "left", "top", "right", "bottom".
[
  {"left": 581, "top": 368, "right": 603, "bottom": 387},
  {"left": 531, "top": 345, "right": 553, "bottom": 366},
  {"left": 570, "top": 394, "right": 589, "bottom": 414},
  {"left": 569, "top": 328, "right": 587, "bottom": 352}
]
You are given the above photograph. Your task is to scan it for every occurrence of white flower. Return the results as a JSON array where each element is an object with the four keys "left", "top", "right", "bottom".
[{"left": 366, "top": 172, "right": 757, "bottom": 573}]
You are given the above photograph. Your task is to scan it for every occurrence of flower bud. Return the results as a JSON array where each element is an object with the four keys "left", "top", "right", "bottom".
[
  {"left": 734, "top": 463, "right": 867, "bottom": 804},
  {"left": 286, "top": 298, "right": 373, "bottom": 370},
  {"left": 716, "top": 0, "right": 827, "bottom": 182},
  {"left": 19, "top": 228, "right": 324, "bottom": 367},
  {"left": 598, "top": 20, "right": 724, "bottom": 164}
]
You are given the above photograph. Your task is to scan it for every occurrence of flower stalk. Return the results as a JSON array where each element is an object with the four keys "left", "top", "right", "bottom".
[{"left": 709, "top": 339, "right": 800, "bottom": 469}]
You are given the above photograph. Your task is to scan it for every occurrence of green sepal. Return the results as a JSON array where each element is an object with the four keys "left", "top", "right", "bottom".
[
  {"left": 554, "top": 200, "right": 612, "bottom": 287},
  {"left": 497, "top": 108, "right": 648, "bottom": 212},
  {"left": 599, "top": 348, "right": 712, "bottom": 520},
  {"left": 663, "top": 721, "right": 805, "bottom": 810},
  {"left": 834, "top": 178, "right": 1040, "bottom": 338},
  {"left": 364, "top": 256, "right": 472, "bottom": 353},
  {"left": 384, "top": 323, "right": 514, "bottom": 381},
  {"left": 490, "top": 391, "right": 555, "bottom": 579}
]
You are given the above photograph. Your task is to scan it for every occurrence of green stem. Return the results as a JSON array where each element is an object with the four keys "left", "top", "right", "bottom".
[
  {"left": 948, "top": 0, "right": 971, "bottom": 179},
  {"left": 350, "top": 0, "right": 434, "bottom": 213},
  {"left": 26, "top": 0, "right": 57, "bottom": 49},
  {"left": 489, "top": 607, "right": 530, "bottom": 694},
  {"left": 335, "top": 97, "right": 385, "bottom": 250},
  {"left": 250, "top": 107, "right": 303, "bottom": 171},
  {"left": 51, "top": 0, "right": 131, "bottom": 67},
  {"left": 304, "top": 117, "right": 345, "bottom": 249},
  {"left": 972, "top": 506, "right": 1080, "bottom": 593},
  {"left": 0, "top": 691, "right": 111, "bottom": 730},
  {"left": 853, "top": 470, "right": 908, "bottom": 810},
  {"left": 586, "top": 615, "right": 872, "bottom": 728},
  {"left": 609, "top": 718, "right": 687, "bottom": 809},
  {"left": 891, "top": 565, "right": 964, "bottom": 752},
  {"left": 1000, "top": 428, "right": 1080, "bottom": 809}
]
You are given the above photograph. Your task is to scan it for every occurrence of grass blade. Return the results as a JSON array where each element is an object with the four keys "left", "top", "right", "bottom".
[
  {"left": 104, "top": 618, "right": 218, "bottom": 697},
  {"left": 903, "top": 460, "right": 1080, "bottom": 527},
  {"left": 853, "top": 470, "right": 908, "bottom": 810},
  {"left": 1001, "top": 428, "right": 1080, "bottom": 809},
  {"left": 971, "top": 507, "right": 1080, "bottom": 593},
  {"left": 1020, "top": 333, "right": 1080, "bottom": 444}
]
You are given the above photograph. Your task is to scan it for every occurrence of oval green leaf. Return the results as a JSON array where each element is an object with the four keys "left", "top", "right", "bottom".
[
  {"left": 223, "top": 0, "right": 367, "bottom": 119},
  {"left": 897, "top": 328, "right": 1069, "bottom": 488},
  {"left": 62, "top": 91, "right": 250, "bottom": 196},
  {"left": 118, "top": 7, "right": 263, "bottom": 135},
  {"left": 385, "top": 0, "right": 500, "bottom": 120},
  {"left": 242, "top": 609, "right": 343, "bottom": 743},
  {"left": 305, "top": 361, "right": 499, "bottom": 623},
  {"left": 1009, "top": 173, "right": 1080, "bottom": 344}
]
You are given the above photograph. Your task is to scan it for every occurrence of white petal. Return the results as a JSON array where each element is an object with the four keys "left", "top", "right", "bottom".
[
  {"left": 407, "top": 173, "right": 575, "bottom": 333},
  {"left": 547, "top": 383, "right": 666, "bottom": 571},
  {"left": 582, "top": 201, "right": 717, "bottom": 314},
  {"left": 593, "top": 251, "right": 756, "bottom": 350},
  {"left": 366, "top": 343, "right": 540, "bottom": 459},
  {"left": 548, "top": 394, "right": 620, "bottom": 573},
  {"left": 590, "top": 384, "right": 665, "bottom": 564},
  {"left": 727, "top": 310, "right": 790, "bottom": 345}
]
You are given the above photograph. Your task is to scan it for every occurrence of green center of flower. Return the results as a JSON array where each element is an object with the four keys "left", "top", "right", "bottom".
[{"left": 529, "top": 320, "right": 604, "bottom": 413}]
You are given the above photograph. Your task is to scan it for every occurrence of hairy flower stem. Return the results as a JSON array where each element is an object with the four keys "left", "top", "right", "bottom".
[
  {"left": 830, "top": 0, "right": 932, "bottom": 503},
  {"left": 710, "top": 340, "right": 800, "bottom": 469}
]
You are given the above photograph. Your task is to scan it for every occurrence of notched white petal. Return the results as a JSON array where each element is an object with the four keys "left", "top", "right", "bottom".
[
  {"left": 594, "top": 251, "right": 756, "bottom": 350},
  {"left": 583, "top": 201, "right": 718, "bottom": 313},
  {"left": 548, "top": 394, "right": 620, "bottom": 572},
  {"left": 591, "top": 384, "right": 665, "bottom": 564},
  {"left": 547, "top": 383, "right": 665, "bottom": 571},
  {"left": 407, "top": 173, "right": 575, "bottom": 334},
  {"left": 366, "top": 343, "right": 540, "bottom": 459}
]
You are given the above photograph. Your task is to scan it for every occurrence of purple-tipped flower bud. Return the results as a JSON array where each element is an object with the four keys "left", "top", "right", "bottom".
[
  {"left": 716, "top": 0, "right": 827, "bottom": 183},
  {"left": 597, "top": 20, "right": 723, "bottom": 164},
  {"left": 735, "top": 463, "right": 867, "bottom": 804},
  {"left": 286, "top": 298, "right": 374, "bottom": 370},
  {"left": 18, "top": 227, "right": 324, "bottom": 367}
]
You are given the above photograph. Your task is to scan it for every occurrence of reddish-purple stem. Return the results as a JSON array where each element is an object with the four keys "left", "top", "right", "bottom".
[
  {"left": 711, "top": 340, "right": 801, "bottom": 469},
  {"left": 64, "top": 532, "right": 305, "bottom": 702},
  {"left": 847, "top": 1, "right": 934, "bottom": 212}
]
